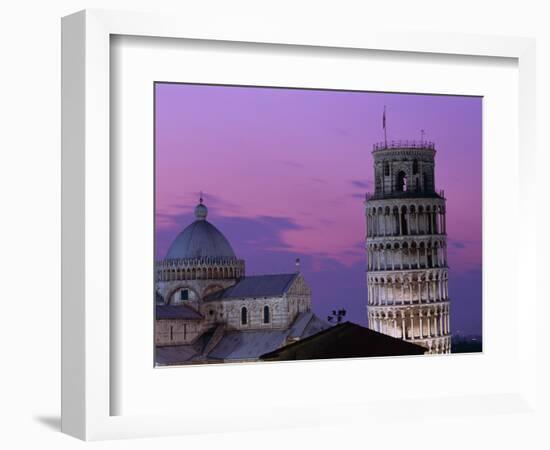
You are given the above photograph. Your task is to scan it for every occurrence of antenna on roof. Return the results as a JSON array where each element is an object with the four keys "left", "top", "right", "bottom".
[
  {"left": 383, "top": 106, "right": 388, "bottom": 148},
  {"left": 295, "top": 257, "right": 301, "bottom": 273},
  {"left": 199, "top": 191, "right": 203, "bottom": 204}
]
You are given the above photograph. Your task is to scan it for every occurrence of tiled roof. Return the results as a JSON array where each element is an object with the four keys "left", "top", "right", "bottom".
[
  {"left": 156, "top": 345, "right": 200, "bottom": 365},
  {"left": 155, "top": 304, "right": 203, "bottom": 320},
  {"left": 288, "top": 311, "right": 327, "bottom": 339},
  {"left": 207, "top": 330, "right": 289, "bottom": 361},
  {"left": 204, "top": 273, "right": 298, "bottom": 301}
]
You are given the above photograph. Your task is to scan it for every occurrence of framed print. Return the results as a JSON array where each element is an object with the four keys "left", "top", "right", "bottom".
[
  {"left": 152, "top": 82, "right": 480, "bottom": 366},
  {"left": 61, "top": 9, "right": 538, "bottom": 441}
]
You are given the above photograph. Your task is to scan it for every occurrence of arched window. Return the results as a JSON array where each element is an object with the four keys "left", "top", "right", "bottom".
[
  {"left": 396, "top": 171, "right": 407, "bottom": 192},
  {"left": 427, "top": 249, "right": 433, "bottom": 268},
  {"left": 263, "top": 305, "right": 270, "bottom": 324},
  {"left": 400, "top": 206, "right": 408, "bottom": 235},
  {"left": 413, "top": 159, "right": 419, "bottom": 174},
  {"left": 384, "top": 161, "right": 390, "bottom": 176},
  {"left": 241, "top": 307, "right": 248, "bottom": 325}
]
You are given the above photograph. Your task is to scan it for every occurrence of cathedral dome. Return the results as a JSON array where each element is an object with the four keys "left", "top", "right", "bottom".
[{"left": 165, "top": 200, "right": 236, "bottom": 260}]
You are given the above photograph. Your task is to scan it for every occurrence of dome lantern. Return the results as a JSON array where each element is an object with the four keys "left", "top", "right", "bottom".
[{"left": 194, "top": 194, "right": 208, "bottom": 220}]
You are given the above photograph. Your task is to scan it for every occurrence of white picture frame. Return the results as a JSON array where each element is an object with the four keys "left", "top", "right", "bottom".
[{"left": 61, "top": 9, "right": 538, "bottom": 441}]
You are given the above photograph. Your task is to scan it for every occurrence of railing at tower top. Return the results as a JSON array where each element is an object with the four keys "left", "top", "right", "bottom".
[{"left": 373, "top": 140, "right": 435, "bottom": 151}]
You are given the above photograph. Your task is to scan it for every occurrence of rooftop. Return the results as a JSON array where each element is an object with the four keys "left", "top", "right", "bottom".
[
  {"left": 260, "top": 321, "right": 427, "bottom": 361},
  {"left": 204, "top": 273, "right": 299, "bottom": 301},
  {"left": 156, "top": 304, "right": 203, "bottom": 320}
]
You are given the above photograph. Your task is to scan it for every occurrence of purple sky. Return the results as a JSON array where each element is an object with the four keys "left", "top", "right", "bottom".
[{"left": 155, "top": 83, "right": 482, "bottom": 336}]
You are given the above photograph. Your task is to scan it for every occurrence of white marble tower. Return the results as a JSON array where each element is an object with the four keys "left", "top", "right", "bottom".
[{"left": 365, "top": 140, "right": 451, "bottom": 354}]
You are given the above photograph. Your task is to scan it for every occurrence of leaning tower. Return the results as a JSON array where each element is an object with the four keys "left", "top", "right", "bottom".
[{"left": 365, "top": 140, "right": 451, "bottom": 354}]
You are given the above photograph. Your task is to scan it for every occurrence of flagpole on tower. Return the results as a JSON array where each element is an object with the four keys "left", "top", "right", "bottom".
[{"left": 383, "top": 106, "right": 387, "bottom": 148}]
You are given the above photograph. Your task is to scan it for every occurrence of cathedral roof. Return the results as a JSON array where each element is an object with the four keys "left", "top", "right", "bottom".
[
  {"left": 204, "top": 273, "right": 299, "bottom": 301},
  {"left": 156, "top": 304, "right": 203, "bottom": 320},
  {"left": 165, "top": 199, "right": 237, "bottom": 260}
]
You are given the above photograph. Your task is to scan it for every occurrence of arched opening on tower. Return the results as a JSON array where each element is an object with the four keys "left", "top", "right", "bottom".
[
  {"left": 396, "top": 171, "right": 407, "bottom": 192},
  {"left": 392, "top": 207, "right": 399, "bottom": 235},
  {"left": 400, "top": 206, "right": 408, "bottom": 235}
]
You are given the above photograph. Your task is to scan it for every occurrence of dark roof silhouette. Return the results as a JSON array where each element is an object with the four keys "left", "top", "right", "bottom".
[
  {"left": 204, "top": 273, "right": 298, "bottom": 301},
  {"left": 260, "top": 321, "right": 426, "bottom": 361}
]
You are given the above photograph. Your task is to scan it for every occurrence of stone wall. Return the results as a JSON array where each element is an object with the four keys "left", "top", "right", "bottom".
[
  {"left": 212, "top": 297, "right": 292, "bottom": 330},
  {"left": 157, "top": 278, "right": 237, "bottom": 306},
  {"left": 373, "top": 147, "right": 436, "bottom": 195},
  {"left": 155, "top": 319, "right": 206, "bottom": 346}
]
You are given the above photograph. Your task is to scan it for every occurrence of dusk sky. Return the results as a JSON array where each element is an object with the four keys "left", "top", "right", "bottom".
[{"left": 155, "top": 83, "right": 482, "bottom": 336}]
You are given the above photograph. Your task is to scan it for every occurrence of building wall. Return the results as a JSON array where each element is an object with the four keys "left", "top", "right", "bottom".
[
  {"left": 373, "top": 148, "right": 435, "bottom": 195},
  {"left": 155, "top": 319, "right": 205, "bottom": 346},
  {"left": 287, "top": 274, "right": 312, "bottom": 313},
  {"left": 218, "top": 297, "right": 291, "bottom": 330}
]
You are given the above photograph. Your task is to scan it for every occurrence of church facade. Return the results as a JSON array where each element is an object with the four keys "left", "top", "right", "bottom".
[{"left": 154, "top": 198, "right": 328, "bottom": 365}]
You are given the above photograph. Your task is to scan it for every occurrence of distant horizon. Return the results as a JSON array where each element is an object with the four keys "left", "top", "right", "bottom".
[{"left": 155, "top": 83, "right": 482, "bottom": 336}]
